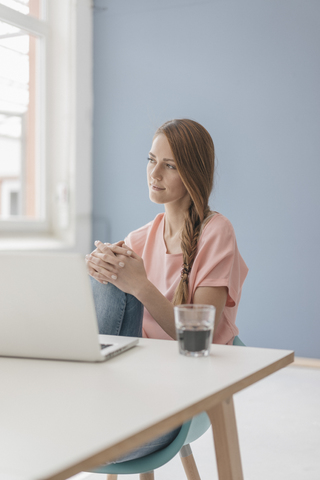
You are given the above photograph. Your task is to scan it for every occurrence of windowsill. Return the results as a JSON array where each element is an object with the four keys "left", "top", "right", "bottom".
[
  {"left": 0, "top": 214, "right": 93, "bottom": 255},
  {"left": 0, "top": 235, "right": 75, "bottom": 251}
]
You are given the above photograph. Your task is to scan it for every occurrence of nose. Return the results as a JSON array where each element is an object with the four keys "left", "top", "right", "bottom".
[{"left": 150, "top": 163, "right": 162, "bottom": 180}]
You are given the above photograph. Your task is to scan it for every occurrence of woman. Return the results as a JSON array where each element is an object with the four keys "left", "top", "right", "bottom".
[{"left": 86, "top": 118, "right": 248, "bottom": 462}]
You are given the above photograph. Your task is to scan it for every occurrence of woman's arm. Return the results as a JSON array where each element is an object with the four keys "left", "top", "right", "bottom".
[
  {"left": 137, "top": 284, "right": 228, "bottom": 340},
  {"left": 192, "top": 286, "right": 228, "bottom": 335},
  {"left": 87, "top": 242, "right": 228, "bottom": 340},
  {"left": 135, "top": 280, "right": 177, "bottom": 338}
]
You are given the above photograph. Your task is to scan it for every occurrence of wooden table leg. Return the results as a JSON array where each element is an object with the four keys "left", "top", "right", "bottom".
[{"left": 206, "top": 396, "right": 243, "bottom": 480}]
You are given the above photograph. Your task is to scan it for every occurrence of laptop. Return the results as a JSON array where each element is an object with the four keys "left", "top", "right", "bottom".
[{"left": 0, "top": 253, "right": 139, "bottom": 362}]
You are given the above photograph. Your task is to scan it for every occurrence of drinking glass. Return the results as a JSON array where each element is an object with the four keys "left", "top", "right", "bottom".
[{"left": 174, "top": 304, "right": 216, "bottom": 357}]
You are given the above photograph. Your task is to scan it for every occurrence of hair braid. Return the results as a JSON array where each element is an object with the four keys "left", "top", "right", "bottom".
[{"left": 172, "top": 203, "right": 211, "bottom": 306}]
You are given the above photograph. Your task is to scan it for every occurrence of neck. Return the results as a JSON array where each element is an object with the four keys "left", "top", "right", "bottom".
[
  {"left": 163, "top": 199, "right": 190, "bottom": 238},
  {"left": 164, "top": 212, "right": 184, "bottom": 239}
]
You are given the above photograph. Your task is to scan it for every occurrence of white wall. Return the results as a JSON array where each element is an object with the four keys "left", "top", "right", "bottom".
[{"left": 92, "top": 0, "right": 320, "bottom": 358}]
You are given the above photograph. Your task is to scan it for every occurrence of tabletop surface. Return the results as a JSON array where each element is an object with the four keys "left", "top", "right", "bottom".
[{"left": 0, "top": 336, "right": 294, "bottom": 480}]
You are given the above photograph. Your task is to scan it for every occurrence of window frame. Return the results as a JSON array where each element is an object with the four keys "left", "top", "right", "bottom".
[{"left": 0, "top": 0, "right": 93, "bottom": 255}]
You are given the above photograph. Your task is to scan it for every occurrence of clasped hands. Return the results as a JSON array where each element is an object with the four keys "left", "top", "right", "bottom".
[{"left": 85, "top": 240, "right": 147, "bottom": 296}]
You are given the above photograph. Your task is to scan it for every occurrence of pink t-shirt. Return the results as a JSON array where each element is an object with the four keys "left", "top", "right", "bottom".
[{"left": 125, "top": 213, "right": 248, "bottom": 345}]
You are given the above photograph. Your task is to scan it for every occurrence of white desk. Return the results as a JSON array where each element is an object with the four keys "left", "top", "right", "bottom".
[{"left": 0, "top": 337, "right": 294, "bottom": 480}]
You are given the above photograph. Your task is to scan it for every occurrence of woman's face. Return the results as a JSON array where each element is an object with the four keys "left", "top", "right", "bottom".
[{"left": 147, "top": 134, "right": 190, "bottom": 208}]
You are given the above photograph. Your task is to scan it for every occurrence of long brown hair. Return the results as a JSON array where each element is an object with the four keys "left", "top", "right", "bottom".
[{"left": 154, "top": 119, "right": 215, "bottom": 305}]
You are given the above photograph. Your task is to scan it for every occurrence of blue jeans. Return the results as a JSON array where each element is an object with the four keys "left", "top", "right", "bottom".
[{"left": 90, "top": 278, "right": 181, "bottom": 463}]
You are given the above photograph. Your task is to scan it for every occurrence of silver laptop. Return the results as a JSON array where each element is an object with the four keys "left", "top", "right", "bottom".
[{"left": 0, "top": 253, "right": 139, "bottom": 362}]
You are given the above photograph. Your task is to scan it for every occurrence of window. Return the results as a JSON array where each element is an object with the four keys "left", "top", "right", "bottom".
[
  {"left": 0, "top": 0, "right": 46, "bottom": 223},
  {"left": 0, "top": 0, "right": 93, "bottom": 254}
]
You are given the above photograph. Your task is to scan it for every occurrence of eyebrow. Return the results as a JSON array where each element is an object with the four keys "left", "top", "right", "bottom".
[{"left": 148, "top": 152, "right": 175, "bottom": 162}]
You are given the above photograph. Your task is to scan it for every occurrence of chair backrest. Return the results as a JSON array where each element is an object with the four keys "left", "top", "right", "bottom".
[
  {"left": 233, "top": 335, "right": 245, "bottom": 346},
  {"left": 183, "top": 412, "right": 211, "bottom": 446}
]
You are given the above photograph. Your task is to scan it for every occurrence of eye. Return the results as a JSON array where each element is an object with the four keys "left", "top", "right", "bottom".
[
  {"left": 166, "top": 164, "right": 176, "bottom": 170},
  {"left": 147, "top": 157, "right": 155, "bottom": 163}
]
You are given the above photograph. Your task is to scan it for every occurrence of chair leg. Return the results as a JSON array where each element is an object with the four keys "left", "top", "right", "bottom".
[
  {"left": 140, "top": 471, "right": 155, "bottom": 480},
  {"left": 180, "top": 444, "right": 201, "bottom": 480},
  {"left": 107, "top": 475, "right": 118, "bottom": 480}
]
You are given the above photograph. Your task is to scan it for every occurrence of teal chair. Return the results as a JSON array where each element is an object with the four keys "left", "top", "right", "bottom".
[{"left": 89, "top": 336, "right": 245, "bottom": 480}]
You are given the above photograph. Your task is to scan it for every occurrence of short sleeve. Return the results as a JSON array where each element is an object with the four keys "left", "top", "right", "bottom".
[
  {"left": 189, "top": 215, "right": 248, "bottom": 308},
  {"left": 124, "top": 218, "right": 156, "bottom": 257}
]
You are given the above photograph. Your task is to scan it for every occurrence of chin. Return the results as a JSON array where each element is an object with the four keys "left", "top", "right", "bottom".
[{"left": 149, "top": 193, "right": 164, "bottom": 205}]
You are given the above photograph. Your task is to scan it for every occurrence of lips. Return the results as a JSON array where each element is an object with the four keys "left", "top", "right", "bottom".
[{"left": 150, "top": 184, "right": 165, "bottom": 191}]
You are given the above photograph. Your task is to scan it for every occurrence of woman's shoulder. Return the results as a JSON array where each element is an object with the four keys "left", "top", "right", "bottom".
[
  {"left": 196, "top": 212, "right": 238, "bottom": 255},
  {"left": 125, "top": 213, "right": 164, "bottom": 252},
  {"left": 201, "top": 212, "right": 236, "bottom": 238},
  {"left": 128, "top": 213, "right": 164, "bottom": 239}
]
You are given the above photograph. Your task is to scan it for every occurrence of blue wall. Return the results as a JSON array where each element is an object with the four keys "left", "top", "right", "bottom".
[{"left": 92, "top": 0, "right": 320, "bottom": 358}]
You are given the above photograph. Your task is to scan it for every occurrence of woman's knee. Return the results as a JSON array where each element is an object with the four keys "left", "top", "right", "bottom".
[
  {"left": 90, "top": 278, "right": 125, "bottom": 303},
  {"left": 89, "top": 278, "right": 143, "bottom": 337}
]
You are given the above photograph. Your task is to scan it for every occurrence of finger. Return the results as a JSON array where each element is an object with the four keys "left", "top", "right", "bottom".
[
  {"left": 86, "top": 254, "right": 100, "bottom": 267},
  {"left": 87, "top": 247, "right": 98, "bottom": 256},
  {"left": 94, "top": 240, "right": 133, "bottom": 258},
  {"left": 87, "top": 257, "right": 113, "bottom": 272},
  {"left": 89, "top": 271, "right": 109, "bottom": 285},
  {"left": 92, "top": 245, "right": 133, "bottom": 262},
  {"left": 122, "top": 248, "right": 139, "bottom": 260},
  {"left": 105, "top": 244, "right": 133, "bottom": 257},
  {"left": 89, "top": 252, "right": 120, "bottom": 269},
  {"left": 87, "top": 263, "right": 102, "bottom": 277},
  {"left": 87, "top": 263, "right": 106, "bottom": 282},
  {"left": 87, "top": 259, "right": 118, "bottom": 279},
  {"left": 113, "top": 240, "right": 125, "bottom": 247},
  {"left": 113, "top": 243, "right": 139, "bottom": 259},
  {"left": 92, "top": 252, "right": 128, "bottom": 270},
  {"left": 94, "top": 241, "right": 117, "bottom": 256},
  {"left": 85, "top": 257, "right": 98, "bottom": 273}
]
